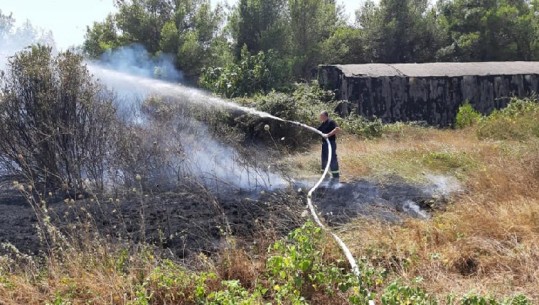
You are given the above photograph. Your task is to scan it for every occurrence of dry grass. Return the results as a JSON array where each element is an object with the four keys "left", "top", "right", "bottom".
[
  {"left": 296, "top": 126, "right": 539, "bottom": 301},
  {"left": 1, "top": 121, "right": 538, "bottom": 303}
]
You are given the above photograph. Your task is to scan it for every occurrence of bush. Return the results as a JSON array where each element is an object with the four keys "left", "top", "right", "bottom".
[
  {"left": 455, "top": 101, "right": 481, "bottom": 129},
  {"left": 381, "top": 279, "right": 437, "bottom": 305},
  {"left": 0, "top": 45, "right": 118, "bottom": 190},
  {"left": 209, "top": 83, "right": 336, "bottom": 148},
  {"left": 334, "top": 114, "right": 384, "bottom": 139},
  {"left": 477, "top": 98, "right": 539, "bottom": 140},
  {"left": 266, "top": 221, "right": 379, "bottom": 304},
  {"left": 200, "top": 47, "right": 289, "bottom": 98}
]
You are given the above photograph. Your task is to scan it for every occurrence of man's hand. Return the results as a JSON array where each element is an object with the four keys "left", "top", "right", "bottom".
[{"left": 322, "top": 133, "right": 329, "bottom": 139}]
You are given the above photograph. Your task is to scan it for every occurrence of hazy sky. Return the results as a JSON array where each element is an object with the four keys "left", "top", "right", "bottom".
[{"left": 1, "top": 0, "right": 361, "bottom": 50}]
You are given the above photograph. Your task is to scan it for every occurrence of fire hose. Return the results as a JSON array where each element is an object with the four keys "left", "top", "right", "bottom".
[
  {"left": 284, "top": 121, "right": 375, "bottom": 303},
  {"left": 283, "top": 121, "right": 361, "bottom": 277}
]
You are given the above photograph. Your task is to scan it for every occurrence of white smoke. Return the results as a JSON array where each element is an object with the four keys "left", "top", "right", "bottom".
[
  {"left": 98, "top": 44, "right": 183, "bottom": 82},
  {"left": 88, "top": 46, "right": 287, "bottom": 191},
  {"left": 424, "top": 174, "right": 462, "bottom": 197},
  {"left": 402, "top": 200, "right": 429, "bottom": 219},
  {"left": 0, "top": 12, "right": 56, "bottom": 71}
]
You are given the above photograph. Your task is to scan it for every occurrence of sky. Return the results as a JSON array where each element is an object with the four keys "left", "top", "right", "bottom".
[{"left": 0, "top": 0, "right": 362, "bottom": 50}]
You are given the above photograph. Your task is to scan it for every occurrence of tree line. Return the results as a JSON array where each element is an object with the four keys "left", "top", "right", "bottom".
[{"left": 83, "top": 0, "right": 539, "bottom": 97}]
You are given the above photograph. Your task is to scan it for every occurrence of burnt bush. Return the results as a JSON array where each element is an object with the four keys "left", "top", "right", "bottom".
[{"left": 0, "top": 45, "right": 117, "bottom": 191}]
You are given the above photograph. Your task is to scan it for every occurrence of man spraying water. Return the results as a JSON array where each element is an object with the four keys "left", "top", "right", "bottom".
[{"left": 317, "top": 111, "right": 341, "bottom": 182}]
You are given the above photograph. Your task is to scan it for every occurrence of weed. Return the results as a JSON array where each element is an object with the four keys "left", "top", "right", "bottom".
[
  {"left": 266, "top": 221, "right": 378, "bottom": 304},
  {"left": 381, "top": 279, "right": 437, "bottom": 305},
  {"left": 455, "top": 101, "right": 481, "bottom": 129},
  {"left": 477, "top": 99, "right": 539, "bottom": 140},
  {"left": 335, "top": 114, "right": 385, "bottom": 139}
]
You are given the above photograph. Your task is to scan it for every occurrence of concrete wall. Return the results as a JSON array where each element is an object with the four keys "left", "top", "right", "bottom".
[{"left": 319, "top": 65, "right": 539, "bottom": 126}]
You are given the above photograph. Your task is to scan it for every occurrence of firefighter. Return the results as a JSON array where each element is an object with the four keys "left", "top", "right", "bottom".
[{"left": 317, "top": 111, "right": 340, "bottom": 181}]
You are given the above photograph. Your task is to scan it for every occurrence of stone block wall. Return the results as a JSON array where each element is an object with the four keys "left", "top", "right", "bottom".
[{"left": 319, "top": 64, "right": 539, "bottom": 126}]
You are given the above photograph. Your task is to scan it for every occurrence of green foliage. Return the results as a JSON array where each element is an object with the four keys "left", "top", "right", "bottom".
[
  {"left": 200, "top": 47, "right": 288, "bottom": 97},
  {"left": 436, "top": 0, "right": 538, "bottom": 61},
  {"left": 357, "top": 0, "right": 445, "bottom": 63},
  {"left": 82, "top": 0, "right": 539, "bottom": 91},
  {"left": 381, "top": 279, "right": 437, "bottom": 305},
  {"left": 266, "top": 221, "right": 377, "bottom": 305},
  {"left": 287, "top": 0, "right": 344, "bottom": 78},
  {"left": 422, "top": 151, "right": 477, "bottom": 175},
  {"left": 320, "top": 26, "right": 364, "bottom": 64},
  {"left": 266, "top": 82, "right": 335, "bottom": 125},
  {"left": 458, "top": 293, "right": 533, "bottom": 305},
  {"left": 199, "top": 83, "right": 335, "bottom": 148},
  {"left": 334, "top": 114, "right": 384, "bottom": 139},
  {"left": 230, "top": 0, "right": 289, "bottom": 58},
  {"left": 83, "top": 15, "right": 121, "bottom": 58},
  {"left": 455, "top": 102, "right": 482, "bottom": 129},
  {"left": 46, "top": 294, "right": 73, "bottom": 305},
  {"left": 206, "top": 280, "right": 262, "bottom": 305},
  {"left": 477, "top": 99, "right": 539, "bottom": 140},
  {"left": 83, "top": 0, "right": 229, "bottom": 79}
]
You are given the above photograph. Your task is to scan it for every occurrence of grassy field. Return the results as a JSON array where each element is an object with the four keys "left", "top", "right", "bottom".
[
  {"left": 0, "top": 100, "right": 538, "bottom": 304},
  {"left": 286, "top": 103, "right": 539, "bottom": 301}
]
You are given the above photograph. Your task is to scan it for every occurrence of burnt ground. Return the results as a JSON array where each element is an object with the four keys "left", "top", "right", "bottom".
[
  {"left": 313, "top": 176, "right": 448, "bottom": 225},
  {"left": 0, "top": 176, "right": 456, "bottom": 257}
]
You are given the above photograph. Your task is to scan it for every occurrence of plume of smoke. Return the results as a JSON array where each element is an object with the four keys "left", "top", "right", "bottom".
[
  {"left": 99, "top": 44, "right": 183, "bottom": 82},
  {"left": 424, "top": 174, "right": 462, "bottom": 197},
  {"left": 146, "top": 114, "right": 288, "bottom": 190},
  {"left": 402, "top": 200, "right": 429, "bottom": 219},
  {"left": 89, "top": 45, "right": 286, "bottom": 191},
  {"left": 0, "top": 12, "right": 56, "bottom": 71}
]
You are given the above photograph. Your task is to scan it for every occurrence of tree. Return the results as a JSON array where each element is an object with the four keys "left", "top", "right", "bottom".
[
  {"left": 288, "top": 0, "right": 344, "bottom": 78},
  {"left": 160, "top": 0, "right": 228, "bottom": 78},
  {"left": 84, "top": 0, "right": 228, "bottom": 80},
  {"left": 83, "top": 15, "right": 121, "bottom": 58},
  {"left": 200, "top": 47, "right": 286, "bottom": 97},
  {"left": 0, "top": 45, "right": 117, "bottom": 190},
  {"left": 436, "top": 0, "right": 538, "bottom": 61},
  {"left": 357, "top": 0, "right": 444, "bottom": 63},
  {"left": 0, "top": 12, "right": 55, "bottom": 56},
  {"left": 0, "top": 9, "right": 15, "bottom": 42},
  {"left": 114, "top": 0, "right": 174, "bottom": 53},
  {"left": 320, "top": 26, "right": 364, "bottom": 64},
  {"left": 230, "top": 0, "right": 289, "bottom": 58}
]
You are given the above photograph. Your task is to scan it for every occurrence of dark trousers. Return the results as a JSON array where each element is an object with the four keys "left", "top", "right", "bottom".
[{"left": 321, "top": 141, "right": 339, "bottom": 178}]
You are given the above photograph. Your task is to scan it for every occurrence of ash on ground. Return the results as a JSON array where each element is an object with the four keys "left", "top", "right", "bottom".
[
  {"left": 309, "top": 174, "right": 461, "bottom": 225},
  {"left": 0, "top": 175, "right": 459, "bottom": 257}
]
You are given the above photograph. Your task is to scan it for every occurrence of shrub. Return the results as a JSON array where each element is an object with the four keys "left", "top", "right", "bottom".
[
  {"left": 477, "top": 98, "right": 539, "bottom": 140},
  {"left": 334, "top": 114, "right": 384, "bottom": 139},
  {"left": 458, "top": 293, "right": 532, "bottom": 305},
  {"left": 266, "top": 221, "right": 378, "bottom": 304},
  {"left": 455, "top": 101, "right": 481, "bottom": 129},
  {"left": 200, "top": 46, "right": 289, "bottom": 98},
  {"left": 381, "top": 279, "right": 437, "bottom": 305},
  {"left": 0, "top": 45, "right": 118, "bottom": 190},
  {"left": 214, "top": 83, "right": 337, "bottom": 148}
]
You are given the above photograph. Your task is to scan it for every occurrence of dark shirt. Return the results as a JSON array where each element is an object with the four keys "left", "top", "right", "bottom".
[{"left": 318, "top": 119, "right": 338, "bottom": 142}]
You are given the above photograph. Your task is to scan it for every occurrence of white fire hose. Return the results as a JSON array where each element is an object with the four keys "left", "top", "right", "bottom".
[
  {"left": 284, "top": 121, "right": 360, "bottom": 275},
  {"left": 285, "top": 121, "right": 375, "bottom": 304}
]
